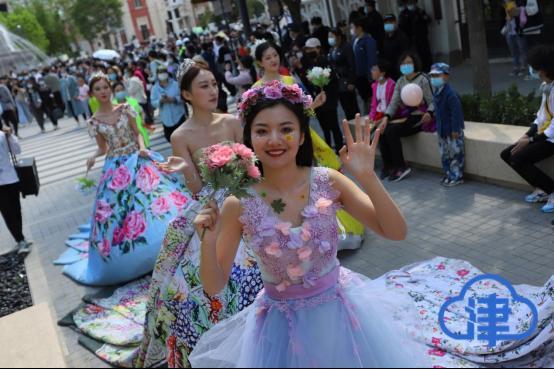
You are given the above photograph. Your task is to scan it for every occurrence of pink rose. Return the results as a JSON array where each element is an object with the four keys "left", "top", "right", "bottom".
[
  {"left": 428, "top": 348, "right": 446, "bottom": 357},
  {"left": 265, "top": 242, "right": 283, "bottom": 258},
  {"left": 109, "top": 166, "right": 132, "bottom": 191},
  {"left": 100, "top": 239, "right": 111, "bottom": 257},
  {"left": 232, "top": 143, "right": 254, "bottom": 160},
  {"left": 437, "top": 263, "right": 446, "bottom": 270},
  {"left": 136, "top": 165, "right": 160, "bottom": 194},
  {"left": 208, "top": 145, "right": 235, "bottom": 168},
  {"left": 303, "top": 94, "right": 313, "bottom": 108},
  {"left": 315, "top": 198, "right": 333, "bottom": 213},
  {"left": 123, "top": 211, "right": 146, "bottom": 241},
  {"left": 431, "top": 337, "right": 441, "bottom": 347},
  {"left": 264, "top": 85, "right": 283, "bottom": 100},
  {"left": 112, "top": 226, "right": 125, "bottom": 245},
  {"left": 275, "top": 222, "right": 292, "bottom": 236},
  {"left": 247, "top": 165, "right": 261, "bottom": 179},
  {"left": 170, "top": 191, "right": 188, "bottom": 209},
  {"left": 151, "top": 197, "right": 171, "bottom": 217},
  {"left": 297, "top": 246, "right": 312, "bottom": 262},
  {"left": 95, "top": 200, "right": 113, "bottom": 224},
  {"left": 457, "top": 269, "right": 470, "bottom": 278},
  {"left": 301, "top": 226, "right": 311, "bottom": 242},
  {"left": 287, "top": 264, "right": 306, "bottom": 280}
]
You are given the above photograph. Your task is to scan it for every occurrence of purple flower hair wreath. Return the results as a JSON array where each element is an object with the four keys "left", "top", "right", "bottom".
[{"left": 238, "top": 81, "right": 315, "bottom": 121}]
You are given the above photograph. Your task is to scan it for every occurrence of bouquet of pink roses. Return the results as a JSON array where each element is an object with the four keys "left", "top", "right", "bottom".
[{"left": 198, "top": 141, "right": 262, "bottom": 202}]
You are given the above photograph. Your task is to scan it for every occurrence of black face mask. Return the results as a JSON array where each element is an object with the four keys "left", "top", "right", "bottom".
[{"left": 306, "top": 51, "right": 318, "bottom": 60}]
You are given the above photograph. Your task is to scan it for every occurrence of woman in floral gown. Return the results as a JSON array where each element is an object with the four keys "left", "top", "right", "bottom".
[
  {"left": 55, "top": 74, "right": 186, "bottom": 286},
  {"left": 134, "top": 59, "right": 263, "bottom": 368}
]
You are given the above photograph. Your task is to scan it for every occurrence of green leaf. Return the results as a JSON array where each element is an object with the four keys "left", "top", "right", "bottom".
[{"left": 271, "top": 199, "right": 286, "bottom": 214}]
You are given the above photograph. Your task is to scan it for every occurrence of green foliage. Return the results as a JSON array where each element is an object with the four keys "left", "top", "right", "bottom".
[
  {"left": 70, "top": 0, "right": 123, "bottom": 45},
  {"left": 198, "top": 9, "right": 214, "bottom": 29},
  {"left": 247, "top": 0, "right": 266, "bottom": 18},
  {"left": 0, "top": 7, "right": 49, "bottom": 51},
  {"left": 28, "top": 0, "right": 74, "bottom": 55},
  {"left": 461, "top": 85, "right": 542, "bottom": 126}
]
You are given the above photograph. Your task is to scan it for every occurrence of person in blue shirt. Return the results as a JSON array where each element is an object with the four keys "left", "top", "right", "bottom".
[
  {"left": 350, "top": 17, "right": 378, "bottom": 115},
  {"left": 151, "top": 67, "right": 187, "bottom": 142},
  {"left": 430, "top": 63, "right": 465, "bottom": 187}
]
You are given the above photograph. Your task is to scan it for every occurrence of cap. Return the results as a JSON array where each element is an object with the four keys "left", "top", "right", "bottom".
[
  {"left": 305, "top": 38, "right": 322, "bottom": 48},
  {"left": 430, "top": 62, "right": 450, "bottom": 75}
]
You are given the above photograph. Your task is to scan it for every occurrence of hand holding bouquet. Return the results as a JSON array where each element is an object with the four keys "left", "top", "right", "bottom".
[
  {"left": 307, "top": 67, "right": 332, "bottom": 89},
  {"left": 76, "top": 176, "right": 97, "bottom": 196},
  {"left": 196, "top": 142, "right": 262, "bottom": 239}
]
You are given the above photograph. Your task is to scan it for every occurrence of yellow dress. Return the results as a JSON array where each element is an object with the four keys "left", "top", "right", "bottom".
[{"left": 253, "top": 77, "right": 365, "bottom": 249}]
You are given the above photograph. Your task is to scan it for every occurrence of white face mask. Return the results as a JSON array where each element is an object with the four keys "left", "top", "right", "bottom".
[{"left": 158, "top": 73, "right": 169, "bottom": 81}]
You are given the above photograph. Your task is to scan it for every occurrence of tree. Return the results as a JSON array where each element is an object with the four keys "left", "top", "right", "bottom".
[
  {"left": 282, "top": 0, "right": 303, "bottom": 26},
  {"left": 28, "top": 0, "right": 74, "bottom": 55},
  {"left": 247, "top": 0, "right": 265, "bottom": 18},
  {"left": 198, "top": 9, "right": 215, "bottom": 29},
  {"left": 466, "top": 0, "right": 492, "bottom": 96},
  {"left": 0, "top": 7, "right": 49, "bottom": 52},
  {"left": 70, "top": 0, "right": 123, "bottom": 51}
]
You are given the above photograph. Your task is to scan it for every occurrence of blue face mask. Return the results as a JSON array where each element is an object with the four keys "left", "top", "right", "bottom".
[
  {"left": 109, "top": 73, "right": 117, "bottom": 81},
  {"left": 328, "top": 38, "right": 337, "bottom": 47},
  {"left": 529, "top": 66, "right": 541, "bottom": 80},
  {"left": 431, "top": 77, "right": 445, "bottom": 88},
  {"left": 400, "top": 64, "right": 415, "bottom": 76},
  {"left": 115, "top": 91, "right": 128, "bottom": 101},
  {"left": 384, "top": 23, "right": 395, "bottom": 33}
]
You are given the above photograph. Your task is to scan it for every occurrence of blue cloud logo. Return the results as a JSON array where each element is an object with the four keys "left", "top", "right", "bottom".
[{"left": 439, "top": 274, "right": 539, "bottom": 347}]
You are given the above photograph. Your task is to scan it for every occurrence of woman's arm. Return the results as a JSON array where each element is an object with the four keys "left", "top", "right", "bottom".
[
  {"left": 150, "top": 85, "right": 161, "bottom": 109},
  {"left": 225, "top": 71, "right": 252, "bottom": 87},
  {"left": 196, "top": 197, "right": 243, "bottom": 296},
  {"left": 127, "top": 110, "right": 147, "bottom": 153},
  {"left": 170, "top": 130, "right": 204, "bottom": 194},
  {"left": 86, "top": 130, "right": 109, "bottom": 171}
]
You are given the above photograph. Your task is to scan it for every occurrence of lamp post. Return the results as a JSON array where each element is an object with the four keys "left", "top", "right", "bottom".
[
  {"left": 237, "top": 0, "right": 252, "bottom": 37},
  {"left": 267, "top": 0, "right": 284, "bottom": 46}
]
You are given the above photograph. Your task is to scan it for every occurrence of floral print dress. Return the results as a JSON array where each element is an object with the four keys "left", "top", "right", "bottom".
[{"left": 54, "top": 104, "right": 187, "bottom": 286}]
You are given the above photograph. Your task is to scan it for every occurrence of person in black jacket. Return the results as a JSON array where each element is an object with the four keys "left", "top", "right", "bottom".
[
  {"left": 310, "top": 17, "right": 331, "bottom": 54},
  {"left": 301, "top": 38, "right": 344, "bottom": 152},
  {"left": 328, "top": 28, "right": 360, "bottom": 120},
  {"left": 399, "top": 0, "right": 433, "bottom": 72},
  {"left": 382, "top": 14, "right": 411, "bottom": 81},
  {"left": 28, "top": 78, "right": 58, "bottom": 132},
  {"left": 361, "top": 0, "right": 385, "bottom": 53}
]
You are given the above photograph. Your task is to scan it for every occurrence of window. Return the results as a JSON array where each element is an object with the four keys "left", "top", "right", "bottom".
[
  {"left": 140, "top": 25, "right": 150, "bottom": 41},
  {"left": 174, "top": 9, "right": 180, "bottom": 19},
  {"left": 134, "top": 0, "right": 143, "bottom": 8},
  {"left": 168, "top": 10, "right": 173, "bottom": 20}
]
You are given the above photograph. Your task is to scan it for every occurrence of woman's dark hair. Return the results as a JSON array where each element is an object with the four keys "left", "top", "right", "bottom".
[
  {"left": 398, "top": 51, "right": 422, "bottom": 72},
  {"left": 89, "top": 74, "right": 111, "bottom": 91},
  {"left": 351, "top": 17, "right": 369, "bottom": 33},
  {"left": 240, "top": 55, "right": 258, "bottom": 86},
  {"left": 330, "top": 28, "right": 345, "bottom": 43},
  {"left": 528, "top": 45, "right": 554, "bottom": 80},
  {"left": 255, "top": 42, "right": 283, "bottom": 64},
  {"left": 179, "top": 60, "right": 211, "bottom": 92},
  {"left": 112, "top": 81, "right": 125, "bottom": 91},
  {"left": 243, "top": 99, "right": 314, "bottom": 168}
]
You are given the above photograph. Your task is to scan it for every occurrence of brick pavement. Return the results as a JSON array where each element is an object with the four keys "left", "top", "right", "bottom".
[{"left": 0, "top": 118, "right": 552, "bottom": 367}]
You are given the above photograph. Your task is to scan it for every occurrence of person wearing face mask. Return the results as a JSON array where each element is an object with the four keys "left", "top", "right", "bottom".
[
  {"left": 112, "top": 81, "right": 150, "bottom": 147},
  {"left": 310, "top": 17, "right": 331, "bottom": 53},
  {"left": 350, "top": 17, "right": 378, "bottom": 115},
  {"left": 379, "top": 52, "right": 435, "bottom": 182},
  {"left": 328, "top": 28, "right": 360, "bottom": 121},
  {"left": 398, "top": 0, "right": 433, "bottom": 72},
  {"left": 429, "top": 63, "right": 465, "bottom": 187},
  {"left": 361, "top": 0, "right": 385, "bottom": 53},
  {"left": 382, "top": 14, "right": 411, "bottom": 81},
  {"left": 369, "top": 60, "right": 395, "bottom": 147},
  {"left": 151, "top": 67, "right": 187, "bottom": 142},
  {"left": 501, "top": 46, "right": 554, "bottom": 213}
]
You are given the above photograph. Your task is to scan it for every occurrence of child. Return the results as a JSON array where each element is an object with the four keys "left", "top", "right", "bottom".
[
  {"left": 369, "top": 60, "right": 396, "bottom": 125},
  {"left": 430, "top": 63, "right": 465, "bottom": 187}
]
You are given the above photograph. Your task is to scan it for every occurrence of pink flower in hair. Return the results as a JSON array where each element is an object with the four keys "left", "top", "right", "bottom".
[{"left": 263, "top": 85, "right": 283, "bottom": 100}]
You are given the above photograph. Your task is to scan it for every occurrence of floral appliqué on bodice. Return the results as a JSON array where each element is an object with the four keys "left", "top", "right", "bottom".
[
  {"left": 240, "top": 167, "right": 341, "bottom": 292},
  {"left": 90, "top": 104, "right": 139, "bottom": 157}
]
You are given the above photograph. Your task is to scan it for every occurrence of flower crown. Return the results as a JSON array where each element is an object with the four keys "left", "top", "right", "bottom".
[{"left": 238, "top": 81, "right": 315, "bottom": 121}]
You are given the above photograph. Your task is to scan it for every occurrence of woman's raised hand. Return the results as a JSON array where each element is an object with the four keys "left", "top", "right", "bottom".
[
  {"left": 155, "top": 156, "right": 187, "bottom": 174},
  {"left": 339, "top": 114, "right": 381, "bottom": 179}
]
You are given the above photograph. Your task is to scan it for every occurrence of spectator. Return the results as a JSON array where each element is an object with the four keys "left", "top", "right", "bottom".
[
  {"left": 60, "top": 68, "right": 86, "bottom": 125},
  {"left": 350, "top": 17, "right": 378, "bottom": 115},
  {"left": 382, "top": 14, "right": 411, "bottom": 81},
  {"left": 517, "top": 0, "right": 544, "bottom": 48},
  {"left": 362, "top": 0, "right": 385, "bottom": 52},
  {"left": 13, "top": 81, "right": 33, "bottom": 127},
  {"left": 225, "top": 55, "right": 257, "bottom": 94},
  {"left": 0, "top": 76, "right": 19, "bottom": 136},
  {"left": 380, "top": 52, "right": 435, "bottom": 182},
  {"left": 310, "top": 17, "right": 331, "bottom": 53},
  {"left": 501, "top": 45, "right": 554, "bottom": 213},
  {"left": 430, "top": 63, "right": 465, "bottom": 187},
  {"left": 369, "top": 60, "right": 395, "bottom": 126},
  {"left": 283, "top": 24, "right": 307, "bottom": 51},
  {"left": 328, "top": 28, "right": 360, "bottom": 120},
  {"left": 151, "top": 67, "right": 186, "bottom": 142},
  {"left": 302, "top": 37, "right": 344, "bottom": 151},
  {"left": 148, "top": 50, "right": 164, "bottom": 83},
  {"left": 503, "top": 0, "right": 528, "bottom": 77},
  {"left": 399, "top": 0, "right": 433, "bottom": 72},
  {"left": 77, "top": 76, "right": 92, "bottom": 119},
  {"left": 43, "top": 67, "right": 65, "bottom": 113},
  {"left": 0, "top": 126, "right": 31, "bottom": 254},
  {"left": 113, "top": 81, "right": 150, "bottom": 148}
]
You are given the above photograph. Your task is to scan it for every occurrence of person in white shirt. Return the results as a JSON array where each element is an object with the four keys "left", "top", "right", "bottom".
[{"left": 0, "top": 127, "right": 31, "bottom": 254}]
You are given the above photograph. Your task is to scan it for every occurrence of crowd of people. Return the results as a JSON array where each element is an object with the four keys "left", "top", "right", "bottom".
[{"left": 0, "top": 0, "right": 553, "bottom": 367}]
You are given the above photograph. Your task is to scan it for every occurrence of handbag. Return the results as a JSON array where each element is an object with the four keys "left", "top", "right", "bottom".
[{"left": 6, "top": 137, "right": 40, "bottom": 198}]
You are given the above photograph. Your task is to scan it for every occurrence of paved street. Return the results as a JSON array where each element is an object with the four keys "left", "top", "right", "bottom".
[{"left": 0, "top": 117, "right": 552, "bottom": 367}]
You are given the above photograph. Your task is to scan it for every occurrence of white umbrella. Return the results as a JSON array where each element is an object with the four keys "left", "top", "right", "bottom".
[{"left": 92, "top": 49, "right": 121, "bottom": 61}]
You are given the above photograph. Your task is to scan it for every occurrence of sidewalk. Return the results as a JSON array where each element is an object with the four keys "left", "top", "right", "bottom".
[{"left": 0, "top": 116, "right": 552, "bottom": 367}]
